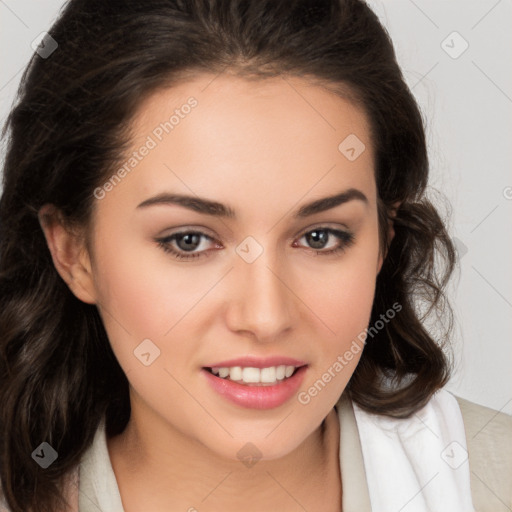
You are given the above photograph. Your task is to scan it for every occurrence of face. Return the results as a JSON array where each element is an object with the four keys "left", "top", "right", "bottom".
[{"left": 79, "top": 73, "right": 385, "bottom": 461}]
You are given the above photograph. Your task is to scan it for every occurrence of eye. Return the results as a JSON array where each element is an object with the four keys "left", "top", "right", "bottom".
[
  {"left": 155, "top": 227, "right": 355, "bottom": 261},
  {"left": 156, "top": 231, "right": 218, "bottom": 260},
  {"left": 294, "top": 227, "right": 355, "bottom": 256}
]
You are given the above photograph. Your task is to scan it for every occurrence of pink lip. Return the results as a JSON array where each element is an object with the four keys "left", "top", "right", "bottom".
[
  {"left": 202, "top": 365, "right": 308, "bottom": 409},
  {"left": 203, "top": 356, "right": 307, "bottom": 369}
]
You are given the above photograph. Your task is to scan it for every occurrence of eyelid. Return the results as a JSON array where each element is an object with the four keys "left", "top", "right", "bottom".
[
  {"left": 295, "top": 221, "right": 351, "bottom": 236},
  {"left": 155, "top": 223, "right": 355, "bottom": 261},
  {"left": 157, "top": 221, "right": 352, "bottom": 245},
  {"left": 156, "top": 225, "right": 237, "bottom": 246}
]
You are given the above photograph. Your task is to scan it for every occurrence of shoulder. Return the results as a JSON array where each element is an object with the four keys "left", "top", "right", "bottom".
[
  {"left": 344, "top": 389, "right": 511, "bottom": 511},
  {"left": 455, "top": 395, "right": 512, "bottom": 512}
]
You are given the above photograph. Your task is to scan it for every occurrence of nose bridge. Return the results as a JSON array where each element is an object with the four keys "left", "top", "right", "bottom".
[{"left": 227, "top": 237, "right": 296, "bottom": 339}]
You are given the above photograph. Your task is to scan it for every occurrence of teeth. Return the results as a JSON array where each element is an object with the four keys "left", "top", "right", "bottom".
[
  {"left": 276, "top": 365, "right": 286, "bottom": 380},
  {"left": 209, "top": 365, "right": 299, "bottom": 384},
  {"left": 230, "top": 366, "right": 243, "bottom": 381},
  {"left": 284, "top": 366, "right": 295, "bottom": 378},
  {"left": 218, "top": 367, "right": 229, "bottom": 378},
  {"left": 243, "top": 367, "right": 261, "bottom": 383},
  {"left": 260, "top": 366, "right": 276, "bottom": 383}
]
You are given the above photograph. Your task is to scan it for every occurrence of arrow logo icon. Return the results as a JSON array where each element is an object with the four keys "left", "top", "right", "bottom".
[
  {"left": 237, "top": 442, "right": 262, "bottom": 468},
  {"left": 440, "top": 31, "right": 468, "bottom": 59},
  {"left": 31, "top": 442, "right": 58, "bottom": 468},
  {"left": 134, "top": 339, "right": 161, "bottom": 366},
  {"left": 31, "top": 32, "right": 58, "bottom": 59},
  {"left": 440, "top": 440, "right": 468, "bottom": 469},
  {"left": 338, "top": 134, "right": 365, "bottom": 161},
  {"left": 236, "top": 236, "right": 263, "bottom": 263}
]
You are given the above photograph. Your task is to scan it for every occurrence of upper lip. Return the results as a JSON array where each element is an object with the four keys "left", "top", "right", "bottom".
[{"left": 204, "top": 356, "right": 308, "bottom": 369}]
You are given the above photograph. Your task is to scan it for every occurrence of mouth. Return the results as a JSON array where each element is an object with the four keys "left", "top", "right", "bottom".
[
  {"left": 201, "top": 364, "right": 309, "bottom": 409},
  {"left": 203, "top": 364, "right": 305, "bottom": 387}
]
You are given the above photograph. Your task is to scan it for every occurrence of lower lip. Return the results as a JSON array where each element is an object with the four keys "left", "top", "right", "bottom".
[{"left": 202, "top": 366, "right": 308, "bottom": 409}]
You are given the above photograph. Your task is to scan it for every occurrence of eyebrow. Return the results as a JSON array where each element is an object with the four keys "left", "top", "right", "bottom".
[{"left": 136, "top": 187, "right": 368, "bottom": 219}]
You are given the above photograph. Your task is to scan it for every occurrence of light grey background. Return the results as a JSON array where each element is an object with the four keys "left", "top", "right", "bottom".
[{"left": 1, "top": 0, "right": 511, "bottom": 414}]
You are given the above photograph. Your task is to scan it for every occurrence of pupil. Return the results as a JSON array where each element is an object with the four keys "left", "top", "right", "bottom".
[
  {"left": 307, "top": 230, "right": 327, "bottom": 249},
  {"left": 178, "top": 233, "right": 200, "bottom": 251}
]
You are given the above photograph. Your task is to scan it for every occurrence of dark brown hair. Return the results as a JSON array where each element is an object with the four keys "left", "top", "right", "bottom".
[{"left": 0, "top": 0, "right": 455, "bottom": 510}]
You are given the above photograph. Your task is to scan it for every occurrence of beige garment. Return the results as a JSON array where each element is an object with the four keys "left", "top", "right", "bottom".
[
  {"left": 457, "top": 396, "right": 512, "bottom": 511},
  {"left": 1, "top": 394, "right": 510, "bottom": 511}
]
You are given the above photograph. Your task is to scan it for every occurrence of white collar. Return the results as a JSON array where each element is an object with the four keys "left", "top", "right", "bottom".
[{"left": 352, "top": 388, "right": 475, "bottom": 511}]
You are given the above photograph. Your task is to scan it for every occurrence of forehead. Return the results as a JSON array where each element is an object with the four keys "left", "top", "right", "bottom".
[
  {"left": 132, "top": 72, "right": 373, "bottom": 158},
  {"left": 100, "top": 73, "right": 376, "bottom": 220}
]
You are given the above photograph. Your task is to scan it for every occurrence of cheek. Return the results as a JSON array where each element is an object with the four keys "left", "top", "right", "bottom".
[
  {"left": 298, "top": 230, "right": 379, "bottom": 393},
  {"left": 308, "top": 269, "right": 376, "bottom": 330},
  {"left": 89, "top": 227, "right": 193, "bottom": 371},
  {"left": 302, "top": 235, "right": 379, "bottom": 340},
  {"left": 92, "top": 222, "right": 205, "bottom": 332}
]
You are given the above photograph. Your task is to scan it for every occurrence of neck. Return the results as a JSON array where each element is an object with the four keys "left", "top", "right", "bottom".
[{"left": 107, "top": 402, "right": 341, "bottom": 511}]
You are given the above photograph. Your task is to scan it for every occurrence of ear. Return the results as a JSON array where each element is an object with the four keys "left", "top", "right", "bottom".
[
  {"left": 377, "top": 201, "right": 400, "bottom": 274},
  {"left": 38, "top": 204, "right": 97, "bottom": 304}
]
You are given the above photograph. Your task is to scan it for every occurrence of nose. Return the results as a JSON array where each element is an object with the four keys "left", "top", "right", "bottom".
[{"left": 225, "top": 248, "right": 298, "bottom": 343}]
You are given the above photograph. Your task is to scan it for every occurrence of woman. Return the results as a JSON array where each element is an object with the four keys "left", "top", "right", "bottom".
[{"left": 0, "top": 0, "right": 510, "bottom": 511}]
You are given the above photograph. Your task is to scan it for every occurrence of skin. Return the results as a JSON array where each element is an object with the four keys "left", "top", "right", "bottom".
[{"left": 40, "top": 73, "right": 395, "bottom": 511}]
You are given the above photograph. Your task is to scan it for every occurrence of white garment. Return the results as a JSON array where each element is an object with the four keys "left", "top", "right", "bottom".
[
  {"left": 352, "top": 388, "right": 475, "bottom": 512},
  {"left": 78, "top": 422, "right": 124, "bottom": 512}
]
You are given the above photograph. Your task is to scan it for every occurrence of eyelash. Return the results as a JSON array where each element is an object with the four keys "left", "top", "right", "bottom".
[{"left": 155, "top": 227, "right": 355, "bottom": 261}]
